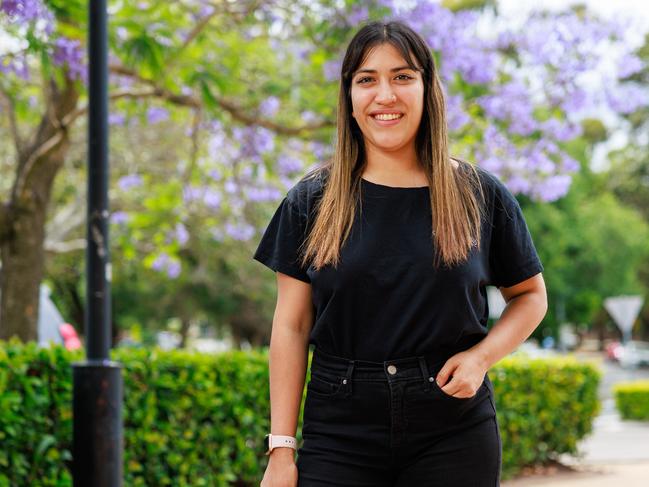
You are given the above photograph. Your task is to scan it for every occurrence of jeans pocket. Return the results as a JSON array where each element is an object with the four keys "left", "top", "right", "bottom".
[
  {"left": 431, "top": 377, "right": 484, "bottom": 402},
  {"left": 307, "top": 370, "right": 346, "bottom": 398}
]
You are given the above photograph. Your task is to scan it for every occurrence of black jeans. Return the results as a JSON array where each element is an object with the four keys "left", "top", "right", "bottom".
[{"left": 296, "top": 347, "right": 502, "bottom": 486}]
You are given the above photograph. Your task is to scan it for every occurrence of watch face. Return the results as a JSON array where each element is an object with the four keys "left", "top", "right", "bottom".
[{"left": 264, "top": 434, "right": 270, "bottom": 453}]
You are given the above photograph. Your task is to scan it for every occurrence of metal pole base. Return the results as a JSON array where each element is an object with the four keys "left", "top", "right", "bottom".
[{"left": 72, "top": 360, "right": 123, "bottom": 487}]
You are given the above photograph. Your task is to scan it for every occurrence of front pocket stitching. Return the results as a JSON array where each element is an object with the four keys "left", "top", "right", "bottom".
[{"left": 307, "top": 374, "right": 344, "bottom": 398}]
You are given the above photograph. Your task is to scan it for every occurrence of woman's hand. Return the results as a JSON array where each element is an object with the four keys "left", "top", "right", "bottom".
[
  {"left": 435, "top": 349, "right": 488, "bottom": 399},
  {"left": 260, "top": 448, "right": 298, "bottom": 487}
]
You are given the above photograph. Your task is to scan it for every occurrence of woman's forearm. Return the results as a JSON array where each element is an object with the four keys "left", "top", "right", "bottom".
[
  {"left": 268, "top": 325, "right": 311, "bottom": 458},
  {"left": 472, "top": 289, "right": 548, "bottom": 370}
]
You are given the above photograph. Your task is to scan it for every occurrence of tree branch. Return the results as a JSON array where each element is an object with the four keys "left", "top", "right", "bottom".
[
  {"left": 44, "top": 239, "right": 86, "bottom": 253},
  {"left": 0, "top": 201, "right": 9, "bottom": 244},
  {"left": 12, "top": 76, "right": 80, "bottom": 202},
  {"left": 0, "top": 87, "right": 24, "bottom": 156},
  {"left": 45, "top": 197, "right": 86, "bottom": 244},
  {"left": 178, "top": 9, "right": 220, "bottom": 53},
  {"left": 12, "top": 129, "right": 65, "bottom": 201},
  {"left": 106, "top": 64, "right": 332, "bottom": 135}
]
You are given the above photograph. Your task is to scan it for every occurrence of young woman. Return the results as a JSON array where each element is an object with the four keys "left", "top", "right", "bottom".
[{"left": 254, "top": 20, "right": 547, "bottom": 487}]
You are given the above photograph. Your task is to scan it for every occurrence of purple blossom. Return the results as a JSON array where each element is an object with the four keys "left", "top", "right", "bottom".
[
  {"left": 347, "top": 6, "right": 368, "bottom": 25},
  {"left": 151, "top": 252, "right": 182, "bottom": 279},
  {"left": 605, "top": 82, "right": 649, "bottom": 114},
  {"left": 309, "top": 141, "right": 329, "bottom": 160},
  {"left": 478, "top": 80, "right": 536, "bottom": 134},
  {"left": 224, "top": 180, "right": 238, "bottom": 194},
  {"left": 259, "top": 96, "right": 280, "bottom": 117},
  {"left": 0, "top": 0, "right": 46, "bottom": 23},
  {"left": 277, "top": 153, "right": 303, "bottom": 175},
  {"left": 166, "top": 261, "right": 181, "bottom": 279},
  {"left": 559, "top": 87, "right": 590, "bottom": 113},
  {"left": 151, "top": 252, "right": 170, "bottom": 271},
  {"left": 109, "top": 112, "right": 126, "bottom": 126},
  {"left": 245, "top": 186, "right": 282, "bottom": 203},
  {"left": 559, "top": 153, "right": 580, "bottom": 173},
  {"left": 224, "top": 221, "right": 256, "bottom": 241},
  {"left": 255, "top": 127, "right": 275, "bottom": 154},
  {"left": 0, "top": 56, "right": 30, "bottom": 80},
  {"left": 616, "top": 54, "right": 645, "bottom": 79},
  {"left": 110, "top": 211, "right": 130, "bottom": 225},
  {"left": 504, "top": 174, "right": 532, "bottom": 195},
  {"left": 147, "top": 106, "right": 169, "bottom": 124},
  {"left": 301, "top": 110, "right": 320, "bottom": 123},
  {"left": 117, "top": 174, "right": 142, "bottom": 190},
  {"left": 201, "top": 188, "right": 222, "bottom": 209},
  {"left": 52, "top": 37, "right": 86, "bottom": 83},
  {"left": 541, "top": 119, "right": 582, "bottom": 141},
  {"left": 175, "top": 223, "right": 189, "bottom": 246},
  {"left": 208, "top": 169, "right": 222, "bottom": 181},
  {"left": 533, "top": 174, "right": 573, "bottom": 202},
  {"left": 446, "top": 94, "right": 470, "bottom": 131},
  {"left": 479, "top": 157, "right": 504, "bottom": 176},
  {"left": 182, "top": 186, "right": 223, "bottom": 209},
  {"left": 323, "top": 59, "right": 342, "bottom": 82}
]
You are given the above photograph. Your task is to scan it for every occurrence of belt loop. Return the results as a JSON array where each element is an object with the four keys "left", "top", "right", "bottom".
[
  {"left": 343, "top": 360, "right": 355, "bottom": 396},
  {"left": 417, "top": 356, "right": 432, "bottom": 391}
]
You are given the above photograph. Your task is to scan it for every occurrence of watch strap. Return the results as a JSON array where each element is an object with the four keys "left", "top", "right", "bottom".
[{"left": 265, "top": 434, "right": 297, "bottom": 455}]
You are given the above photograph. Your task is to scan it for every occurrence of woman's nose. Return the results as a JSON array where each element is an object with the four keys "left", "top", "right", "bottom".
[{"left": 376, "top": 87, "right": 396, "bottom": 104}]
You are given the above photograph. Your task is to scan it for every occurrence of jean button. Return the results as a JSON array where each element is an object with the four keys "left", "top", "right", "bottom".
[{"left": 387, "top": 364, "right": 397, "bottom": 375}]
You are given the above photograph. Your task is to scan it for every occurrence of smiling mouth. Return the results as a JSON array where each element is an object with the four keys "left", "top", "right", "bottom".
[{"left": 371, "top": 113, "right": 404, "bottom": 121}]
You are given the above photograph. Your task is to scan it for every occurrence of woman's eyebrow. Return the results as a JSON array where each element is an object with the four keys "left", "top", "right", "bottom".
[{"left": 353, "top": 65, "right": 419, "bottom": 76}]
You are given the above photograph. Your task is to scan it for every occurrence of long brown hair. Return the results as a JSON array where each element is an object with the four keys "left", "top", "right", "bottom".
[{"left": 299, "top": 20, "right": 485, "bottom": 271}]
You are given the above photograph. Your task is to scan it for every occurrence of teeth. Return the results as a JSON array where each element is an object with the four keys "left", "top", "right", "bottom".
[{"left": 373, "top": 113, "right": 403, "bottom": 121}]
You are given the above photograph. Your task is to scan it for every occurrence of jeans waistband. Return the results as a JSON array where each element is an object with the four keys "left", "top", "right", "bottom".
[{"left": 311, "top": 347, "right": 452, "bottom": 383}]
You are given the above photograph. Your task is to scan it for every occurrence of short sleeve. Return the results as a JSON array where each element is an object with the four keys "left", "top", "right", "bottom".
[
  {"left": 488, "top": 180, "right": 544, "bottom": 288},
  {"left": 252, "top": 196, "right": 311, "bottom": 283}
]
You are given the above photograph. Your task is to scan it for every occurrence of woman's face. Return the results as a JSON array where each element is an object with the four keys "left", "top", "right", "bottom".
[{"left": 350, "top": 43, "right": 424, "bottom": 155}]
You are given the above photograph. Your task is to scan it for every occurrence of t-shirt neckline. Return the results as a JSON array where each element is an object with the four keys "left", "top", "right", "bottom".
[{"left": 360, "top": 177, "right": 429, "bottom": 191}]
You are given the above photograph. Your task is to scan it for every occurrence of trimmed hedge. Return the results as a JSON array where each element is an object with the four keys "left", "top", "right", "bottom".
[
  {"left": 492, "top": 355, "right": 601, "bottom": 476},
  {"left": 0, "top": 340, "right": 600, "bottom": 485},
  {"left": 614, "top": 380, "right": 649, "bottom": 420}
]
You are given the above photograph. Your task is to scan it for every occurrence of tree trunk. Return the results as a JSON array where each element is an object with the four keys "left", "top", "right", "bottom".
[
  {"left": 178, "top": 317, "right": 191, "bottom": 349},
  {"left": 0, "top": 76, "right": 78, "bottom": 342}
]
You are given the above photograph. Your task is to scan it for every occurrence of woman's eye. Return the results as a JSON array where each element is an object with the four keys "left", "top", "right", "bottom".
[{"left": 356, "top": 74, "right": 413, "bottom": 84}]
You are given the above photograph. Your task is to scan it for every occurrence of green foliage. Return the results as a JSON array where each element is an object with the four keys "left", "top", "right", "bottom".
[
  {"left": 492, "top": 356, "right": 601, "bottom": 478},
  {"left": 614, "top": 380, "right": 649, "bottom": 420},
  {"left": 524, "top": 169, "right": 649, "bottom": 337},
  {"left": 0, "top": 341, "right": 600, "bottom": 484}
]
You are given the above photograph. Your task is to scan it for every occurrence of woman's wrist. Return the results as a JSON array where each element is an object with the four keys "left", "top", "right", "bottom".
[{"left": 269, "top": 447, "right": 296, "bottom": 461}]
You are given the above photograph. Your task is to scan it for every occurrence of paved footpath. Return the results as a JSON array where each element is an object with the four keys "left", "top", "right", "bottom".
[{"left": 503, "top": 461, "right": 649, "bottom": 486}]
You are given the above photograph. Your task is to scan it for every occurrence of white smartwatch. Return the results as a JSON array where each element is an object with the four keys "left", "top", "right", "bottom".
[{"left": 264, "top": 434, "right": 297, "bottom": 455}]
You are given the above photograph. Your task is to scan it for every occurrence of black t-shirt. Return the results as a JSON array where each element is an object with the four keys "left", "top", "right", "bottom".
[{"left": 252, "top": 164, "right": 544, "bottom": 362}]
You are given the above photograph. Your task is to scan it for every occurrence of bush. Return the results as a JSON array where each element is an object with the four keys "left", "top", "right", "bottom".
[
  {"left": 0, "top": 340, "right": 600, "bottom": 485},
  {"left": 613, "top": 380, "right": 649, "bottom": 420},
  {"left": 492, "top": 355, "right": 601, "bottom": 478}
]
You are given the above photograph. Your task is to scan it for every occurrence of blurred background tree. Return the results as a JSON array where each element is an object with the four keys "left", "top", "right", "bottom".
[{"left": 1, "top": 0, "right": 647, "bottom": 349}]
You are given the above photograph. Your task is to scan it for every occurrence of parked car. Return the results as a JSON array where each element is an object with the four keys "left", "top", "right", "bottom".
[
  {"left": 605, "top": 340, "right": 623, "bottom": 362},
  {"left": 618, "top": 341, "right": 649, "bottom": 369}
]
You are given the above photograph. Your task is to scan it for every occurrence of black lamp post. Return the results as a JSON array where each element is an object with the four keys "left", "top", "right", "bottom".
[{"left": 72, "top": 1, "right": 123, "bottom": 485}]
